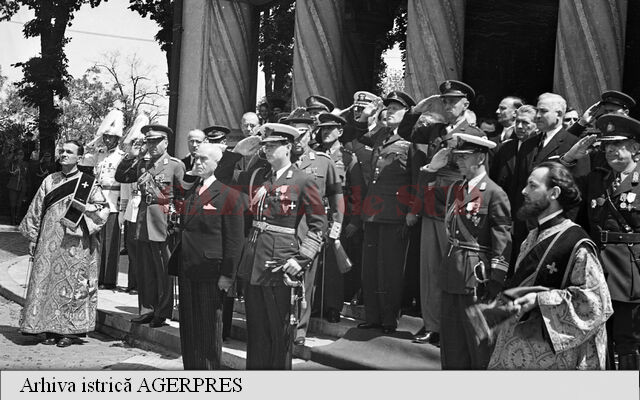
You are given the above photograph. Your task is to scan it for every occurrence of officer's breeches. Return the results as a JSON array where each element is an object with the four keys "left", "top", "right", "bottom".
[
  {"left": 440, "top": 292, "right": 493, "bottom": 370},
  {"left": 137, "top": 240, "right": 173, "bottom": 319},
  {"left": 419, "top": 217, "right": 447, "bottom": 333},
  {"left": 361, "top": 222, "right": 408, "bottom": 327},
  {"left": 98, "top": 212, "right": 121, "bottom": 286},
  {"left": 608, "top": 301, "right": 640, "bottom": 357},
  {"left": 245, "top": 284, "right": 292, "bottom": 370}
]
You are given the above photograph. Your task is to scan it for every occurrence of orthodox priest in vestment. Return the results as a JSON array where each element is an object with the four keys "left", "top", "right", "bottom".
[
  {"left": 19, "top": 141, "right": 109, "bottom": 346},
  {"left": 486, "top": 162, "right": 612, "bottom": 369}
]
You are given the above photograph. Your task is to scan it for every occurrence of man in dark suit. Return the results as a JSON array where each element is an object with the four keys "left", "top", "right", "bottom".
[
  {"left": 172, "top": 143, "right": 245, "bottom": 370},
  {"left": 490, "top": 105, "right": 539, "bottom": 204},
  {"left": 181, "top": 129, "right": 205, "bottom": 171},
  {"left": 422, "top": 127, "right": 511, "bottom": 369},
  {"left": 512, "top": 93, "right": 590, "bottom": 263}
]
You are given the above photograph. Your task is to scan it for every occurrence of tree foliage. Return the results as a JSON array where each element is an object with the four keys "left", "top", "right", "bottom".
[
  {"left": 0, "top": 67, "right": 38, "bottom": 153},
  {"left": 58, "top": 66, "right": 119, "bottom": 144},
  {"left": 258, "top": 0, "right": 295, "bottom": 104},
  {"left": 0, "top": 0, "right": 105, "bottom": 154}
]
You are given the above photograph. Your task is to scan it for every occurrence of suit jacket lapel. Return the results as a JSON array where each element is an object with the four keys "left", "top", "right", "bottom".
[
  {"left": 183, "top": 179, "right": 221, "bottom": 225},
  {"left": 537, "top": 130, "right": 563, "bottom": 162}
]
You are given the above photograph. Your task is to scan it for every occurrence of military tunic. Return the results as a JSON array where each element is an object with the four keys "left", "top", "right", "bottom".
[
  {"left": 293, "top": 149, "right": 342, "bottom": 339},
  {"left": 215, "top": 151, "right": 326, "bottom": 369},
  {"left": 317, "top": 143, "right": 364, "bottom": 315},
  {"left": 582, "top": 164, "right": 640, "bottom": 358},
  {"left": 115, "top": 152, "right": 186, "bottom": 319},
  {"left": 436, "top": 172, "right": 511, "bottom": 369},
  {"left": 94, "top": 147, "right": 125, "bottom": 287},
  {"left": 354, "top": 125, "right": 414, "bottom": 328}
]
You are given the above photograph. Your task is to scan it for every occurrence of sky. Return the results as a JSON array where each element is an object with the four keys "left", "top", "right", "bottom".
[{"left": 0, "top": 0, "right": 168, "bottom": 85}]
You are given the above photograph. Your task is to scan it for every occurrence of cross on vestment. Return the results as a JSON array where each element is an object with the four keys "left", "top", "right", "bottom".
[
  {"left": 545, "top": 262, "right": 557, "bottom": 274},
  {"left": 81, "top": 182, "right": 89, "bottom": 188}
]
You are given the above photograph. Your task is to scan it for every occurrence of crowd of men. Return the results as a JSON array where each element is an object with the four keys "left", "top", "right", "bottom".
[{"left": 15, "top": 78, "right": 640, "bottom": 371}]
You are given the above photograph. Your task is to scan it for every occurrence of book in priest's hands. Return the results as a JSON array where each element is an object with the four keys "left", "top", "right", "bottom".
[{"left": 466, "top": 286, "right": 550, "bottom": 341}]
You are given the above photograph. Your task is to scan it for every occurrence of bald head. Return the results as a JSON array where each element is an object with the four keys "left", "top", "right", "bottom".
[
  {"left": 194, "top": 143, "right": 224, "bottom": 179},
  {"left": 241, "top": 112, "right": 260, "bottom": 136}
]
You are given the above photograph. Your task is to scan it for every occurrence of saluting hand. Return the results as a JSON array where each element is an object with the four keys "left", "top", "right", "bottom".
[
  {"left": 563, "top": 134, "right": 597, "bottom": 163},
  {"left": 413, "top": 94, "right": 441, "bottom": 114},
  {"left": 233, "top": 135, "right": 261, "bottom": 156},
  {"left": 421, "top": 147, "right": 452, "bottom": 172},
  {"left": 580, "top": 101, "right": 602, "bottom": 126}
]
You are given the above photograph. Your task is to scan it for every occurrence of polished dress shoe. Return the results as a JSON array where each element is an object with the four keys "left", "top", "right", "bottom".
[
  {"left": 357, "top": 322, "right": 382, "bottom": 329},
  {"left": 293, "top": 337, "right": 305, "bottom": 346},
  {"left": 56, "top": 337, "right": 74, "bottom": 348},
  {"left": 413, "top": 331, "right": 440, "bottom": 345},
  {"left": 382, "top": 326, "right": 396, "bottom": 334},
  {"left": 42, "top": 337, "right": 58, "bottom": 345},
  {"left": 131, "top": 313, "right": 154, "bottom": 324},
  {"left": 149, "top": 317, "right": 166, "bottom": 328}
]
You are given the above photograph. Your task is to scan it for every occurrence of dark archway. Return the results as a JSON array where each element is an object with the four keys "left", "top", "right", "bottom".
[{"left": 463, "top": 0, "right": 560, "bottom": 116}]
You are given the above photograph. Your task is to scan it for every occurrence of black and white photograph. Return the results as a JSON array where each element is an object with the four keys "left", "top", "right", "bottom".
[{"left": 0, "top": 0, "right": 639, "bottom": 398}]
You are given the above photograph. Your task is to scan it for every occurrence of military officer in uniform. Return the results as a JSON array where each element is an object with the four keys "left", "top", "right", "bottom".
[
  {"left": 115, "top": 125, "right": 186, "bottom": 328},
  {"left": 214, "top": 123, "right": 326, "bottom": 369},
  {"left": 423, "top": 127, "right": 511, "bottom": 369},
  {"left": 562, "top": 114, "right": 640, "bottom": 370},
  {"left": 282, "top": 108, "right": 343, "bottom": 345},
  {"left": 567, "top": 90, "right": 636, "bottom": 138},
  {"left": 314, "top": 112, "right": 364, "bottom": 322},
  {"left": 204, "top": 125, "right": 231, "bottom": 145},
  {"left": 306, "top": 95, "right": 336, "bottom": 117},
  {"left": 93, "top": 128, "right": 126, "bottom": 289},
  {"left": 350, "top": 90, "right": 416, "bottom": 333},
  {"left": 395, "top": 81, "right": 475, "bottom": 344}
]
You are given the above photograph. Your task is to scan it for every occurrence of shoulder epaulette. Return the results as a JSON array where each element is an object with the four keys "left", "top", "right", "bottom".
[
  {"left": 315, "top": 151, "right": 331, "bottom": 159},
  {"left": 169, "top": 156, "right": 182, "bottom": 163}
]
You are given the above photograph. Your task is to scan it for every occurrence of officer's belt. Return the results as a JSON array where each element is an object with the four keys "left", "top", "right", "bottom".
[
  {"left": 600, "top": 231, "right": 640, "bottom": 244},
  {"left": 144, "top": 195, "right": 172, "bottom": 205},
  {"left": 252, "top": 221, "right": 295, "bottom": 235},
  {"left": 100, "top": 185, "right": 121, "bottom": 191},
  {"left": 448, "top": 238, "right": 491, "bottom": 253}
]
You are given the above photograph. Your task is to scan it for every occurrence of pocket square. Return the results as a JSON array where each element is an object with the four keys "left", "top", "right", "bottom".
[{"left": 203, "top": 204, "right": 217, "bottom": 210}]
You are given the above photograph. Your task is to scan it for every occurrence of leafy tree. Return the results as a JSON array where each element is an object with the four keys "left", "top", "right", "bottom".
[
  {"left": 0, "top": 0, "right": 105, "bottom": 155},
  {"left": 58, "top": 66, "right": 120, "bottom": 144}
]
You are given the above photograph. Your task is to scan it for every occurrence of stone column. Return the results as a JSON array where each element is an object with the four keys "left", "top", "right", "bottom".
[
  {"left": 175, "top": 0, "right": 258, "bottom": 157},
  {"left": 405, "top": 0, "right": 466, "bottom": 100},
  {"left": 291, "top": 0, "right": 345, "bottom": 107},
  {"left": 553, "top": 0, "right": 627, "bottom": 111}
]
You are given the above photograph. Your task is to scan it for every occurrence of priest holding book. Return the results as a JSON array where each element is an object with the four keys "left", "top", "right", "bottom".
[{"left": 486, "top": 161, "right": 612, "bottom": 369}]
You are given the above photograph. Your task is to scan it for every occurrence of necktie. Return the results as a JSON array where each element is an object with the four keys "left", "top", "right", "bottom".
[{"left": 537, "top": 132, "right": 547, "bottom": 154}]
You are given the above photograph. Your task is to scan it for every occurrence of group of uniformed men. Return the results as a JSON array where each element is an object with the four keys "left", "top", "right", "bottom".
[{"left": 78, "top": 78, "right": 640, "bottom": 371}]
